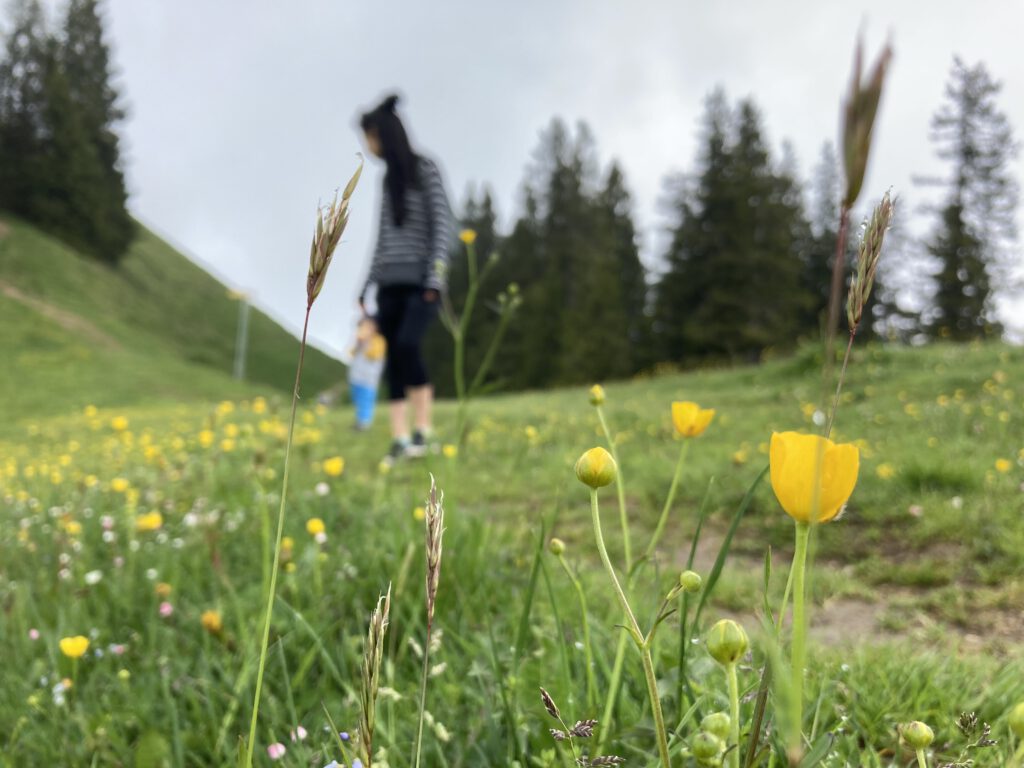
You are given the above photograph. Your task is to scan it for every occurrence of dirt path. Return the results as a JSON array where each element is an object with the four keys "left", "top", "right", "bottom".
[
  {"left": 677, "top": 529, "right": 1024, "bottom": 650},
  {"left": 0, "top": 279, "right": 122, "bottom": 350}
]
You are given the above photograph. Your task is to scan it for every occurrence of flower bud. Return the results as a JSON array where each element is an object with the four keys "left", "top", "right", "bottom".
[
  {"left": 691, "top": 731, "right": 725, "bottom": 763},
  {"left": 901, "top": 721, "right": 934, "bottom": 750},
  {"left": 706, "top": 619, "right": 748, "bottom": 666},
  {"left": 1008, "top": 702, "right": 1024, "bottom": 738},
  {"left": 701, "top": 712, "right": 730, "bottom": 740},
  {"left": 548, "top": 538, "right": 566, "bottom": 556},
  {"left": 589, "top": 384, "right": 606, "bottom": 406},
  {"left": 679, "top": 570, "right": 703, "bottom": 593},
  {"left": 575, "top": 447, "right": 616, "bottom": 489}
]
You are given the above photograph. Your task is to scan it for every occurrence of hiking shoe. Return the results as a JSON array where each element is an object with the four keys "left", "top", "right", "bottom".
[
  {"left": 381, "top": 439, "right": 410, "bottom": 466},
  {"left": 407, "top": 429, "right": 438, "bottom": 458}
]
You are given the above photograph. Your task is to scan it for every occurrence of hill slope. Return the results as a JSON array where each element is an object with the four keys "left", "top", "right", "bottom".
[{"left": 0, "top": 216, "right": 344, "bottom": 421}]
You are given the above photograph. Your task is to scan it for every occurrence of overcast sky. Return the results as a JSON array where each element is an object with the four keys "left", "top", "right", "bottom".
[{"left": 35, "top": 0, "right": 1024, "bottom": 354}]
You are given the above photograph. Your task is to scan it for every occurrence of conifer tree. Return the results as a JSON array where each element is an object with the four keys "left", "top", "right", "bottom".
[{"left": 925, "top": 58, "right": 1018, "bottom": 339}]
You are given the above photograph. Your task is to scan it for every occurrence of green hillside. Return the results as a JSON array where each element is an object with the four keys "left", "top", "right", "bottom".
[{"left": 0, "top": 216, "right": 344, "bottom": 423}]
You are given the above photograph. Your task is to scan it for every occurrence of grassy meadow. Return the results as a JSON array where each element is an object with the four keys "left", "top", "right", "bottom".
[{"left": 2, "top": 330, "right": 1023, "bottom": 765}]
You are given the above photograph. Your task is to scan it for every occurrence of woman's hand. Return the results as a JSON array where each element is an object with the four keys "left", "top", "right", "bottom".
[{"left": 423, "top": 289, "right": 439, "bottom": 303}]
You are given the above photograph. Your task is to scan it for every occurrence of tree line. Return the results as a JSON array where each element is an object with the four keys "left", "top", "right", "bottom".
[
  {"left": 0, "top": 0, "right": 133, "bottom": 264},
  {"left": 425, "top": 58, "right": 1018, "bottom": 395}
]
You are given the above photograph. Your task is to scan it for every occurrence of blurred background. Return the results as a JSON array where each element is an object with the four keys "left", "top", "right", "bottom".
[{"left": 1, "top": 0, "right": 1021, "bottom": 404}]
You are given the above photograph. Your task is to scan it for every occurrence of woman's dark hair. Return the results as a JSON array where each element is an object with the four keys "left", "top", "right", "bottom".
[{"left": 360, "top": 94, "right": 419, "bottom": 226}]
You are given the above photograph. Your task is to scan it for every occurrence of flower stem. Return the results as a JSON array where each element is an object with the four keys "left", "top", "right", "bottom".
[
  {"left": 824, "top": 331, "right": 856, "bottom": 439},
  {"left": 789, "top": 522, "right": 811, "bottom": 755},
  {"left": 916, "top": 748, "right": 928, "bottom": 768},
  {"left": 558, "top": 554, "right": 597, "bottom": 709},
  {"left": 727, "top": 662, "right": 741, "bottom": 768},
  {"left": 412, "top": 623, "right": 432, "bottom": 768},
  {"left": 590, "top": 490, "right": 670, "bottom": 768},
  {"left": 645, "top": 440, "right": 690, "bottom": 561},
  {"left": 245, "top": 306, "right": 310, "bottom": 767},
  {"left": 596, "top": 406, "right": 631, "bottom": 574}
]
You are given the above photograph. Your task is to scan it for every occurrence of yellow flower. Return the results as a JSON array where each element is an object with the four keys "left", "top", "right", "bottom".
[
  {"left": 306, "top": 517, "right": 325, "bottom": 536},
  {"left": 84, "top": 405, "right": 98, "bottom": 418},
  {"left": 995, "top": 458, "right": 1012, "bottom": 473},
  {"left": 63, "top": 520, "right": 83, "bottom": 536},
  {"left": 135, "top": 511, "right": 164, "bottom": 532},
  {"left": 574, "top": 447, "right": 617, "bottom": 489},
  {"left": 322, "top": 456, "right": 345, "bottom": 477},
  {"left": 413, "top": 506, "right": 426, "bottom": 521},
  {"left": 769, "top": 431, "right": 860, "bottom": 524},
  {"left": 281, "top": 536, "right": 294, "bottom": 553},
  {"left": 155, "top": 582, "right": 173, "bottom": 597},
  {"left": 459, "top": 229, "right": 477, "bottom": 245},
  {"left": 110, "top": 416, "right": 129, "bottom": 432},
  {"left": 200, "top": 610, "right": 223, "bottom": 634},
  {"left": 442, "top": 444, "right": 458, "bottom": 459},
  {"left": 220, "top": 438, "right": 235, "bottom": 452},
  {"left": 875, "top": 462, "right": 895, "bottom": 480},
  {"left": 671, "top": 401, "right": 715, "bottom": 437},
  {"left": 59, "top": 635, "right": 90, "bottom": 659},
  {"left": 252, "top": 397, "right": 267, "bottom": 414},
  {"left": 589, "top": 384, "right": 606, "bottom": 406},
  {"left": 198, "top": 430, "right": 215, "bottom": 448},
  {"left": 110, "top": 477, "right": 130, "bottom": 493}
]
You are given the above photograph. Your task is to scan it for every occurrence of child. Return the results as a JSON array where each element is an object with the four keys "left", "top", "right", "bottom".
[{"left": 348, "top": 316, "right": 386, "bottom": 431}]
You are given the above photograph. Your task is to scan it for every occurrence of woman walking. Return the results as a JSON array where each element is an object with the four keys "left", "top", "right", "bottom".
[{"left": 358, "top": 94, "right": 453, "bottom": 464}]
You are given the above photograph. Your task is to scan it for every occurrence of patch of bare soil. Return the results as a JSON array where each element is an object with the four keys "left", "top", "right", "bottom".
[
  {"left": 0, "top": 221, "right": 10, "bottom": 238},
  {"left": 0, "top": 279, "right": 121, "bottom": 350},
  {"left": 671, "top": 528, "right": 1023, "bottom": 648}
]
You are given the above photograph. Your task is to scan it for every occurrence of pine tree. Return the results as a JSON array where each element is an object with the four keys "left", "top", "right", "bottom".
[
  {"left": 654, "top": 93, "right": 813, "bottom": 363},
  {"left": 60, "top": 0, "right": 133, "bottom": 262},
  {"left": 0, "top": 0, "right": 50, "bottom": 215},
  {"left": 925, "top": 58, "right": 1019, "bottom": 339}
]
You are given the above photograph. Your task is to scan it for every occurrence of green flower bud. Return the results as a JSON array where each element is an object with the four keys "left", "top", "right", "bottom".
[
  {"left": 1008, "top": 702, "right": 1024, "bottom": 738},
  {"left": 575, "top": 447, "right": 616, "bottom": 489},
  {"left": 589, "top": 384, "right": 606, "bottom": 406},
  {"left": 679, "top": 570, "right": 703, "bottom": 593},
  {"left": 701, "top": 712, "right": 731, "bottom": 740},
  {"left": 548, "top": 538, "right": 566, "bottom": 556},
  {"left": 691, "top": 731, "right": 725, "bottom": 763},
  {"left": 901, "top": 721, "right": 934, "bottom": 750},
  {"left": 706, "top": 619, "right": 749, "bottom": 666}
]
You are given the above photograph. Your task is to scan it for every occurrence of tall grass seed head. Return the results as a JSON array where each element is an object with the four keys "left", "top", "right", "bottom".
[
  {"left": 575, "top": 447, "right": 617, "bottom": 489},
  {"left": 701, "top": 712, "right": 731, "bottom": 740},
  {"left": 672, "top": 401, "right": 715, "bottom": 437},
  {"left": 847, "top": 191, "right": 894, "bottom": 330},
  {"left": 706, "top": 619, "right": 749, "bottom": 666},
  {"left": 841, "top": 38, "right": 893, "bottom": 207},
  {"left": 769, "top": 431, "right": 859, "bottom": 524},
  {"left": 900, "top": 721, "right": 934, "bottom": 750},
  {"left": 1009, "top": 702, "right": 1024, "bottom": 738},
  {"left": 307, "top": 158, "right": 363, "bottom": 306}
]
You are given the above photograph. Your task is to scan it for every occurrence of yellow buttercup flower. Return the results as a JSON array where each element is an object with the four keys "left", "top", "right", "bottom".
[
  {"left": 110, "top": 477, "right": 130, "bottom": 493},
  {"left": 442, "top": 444, "right": 458, "bottom": 459},
  {"left": 110, "top": 416, "right": 129, "bottom": 432},
  {"left": 875, "top": 462, "right": 895, "bottom": 480},
  {"left": 60, "top": 635, "right": 90, "bottom": 659},
  {"left": 995, "top": 458, "right": 1012, "bottom": 473},
  {"left": 306, "top": 517, "right": 325, "bottom": 536},
  {"left": 135, "top": 511, "right": 164, "bottom": 532},
  {"left": 200, "top": 609, "right": 223, "bottom": 634},
  {"left": 322, "top": 456, "right": 345, "bottom": 477},
  {"left": 459, "top": 229, "right": 477, "bottom": 245},
  {"left": 413, "top": 506, "right": 426, "bottom": 521},
  {"left": 672, "top": 402, "right": 715, "bottom": 437},
  {"left": 198, "top": 430, "right": 215, "bottom": 448},
  {"left": 769, "top": 432, "right": 859, "bottom": 523}
]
